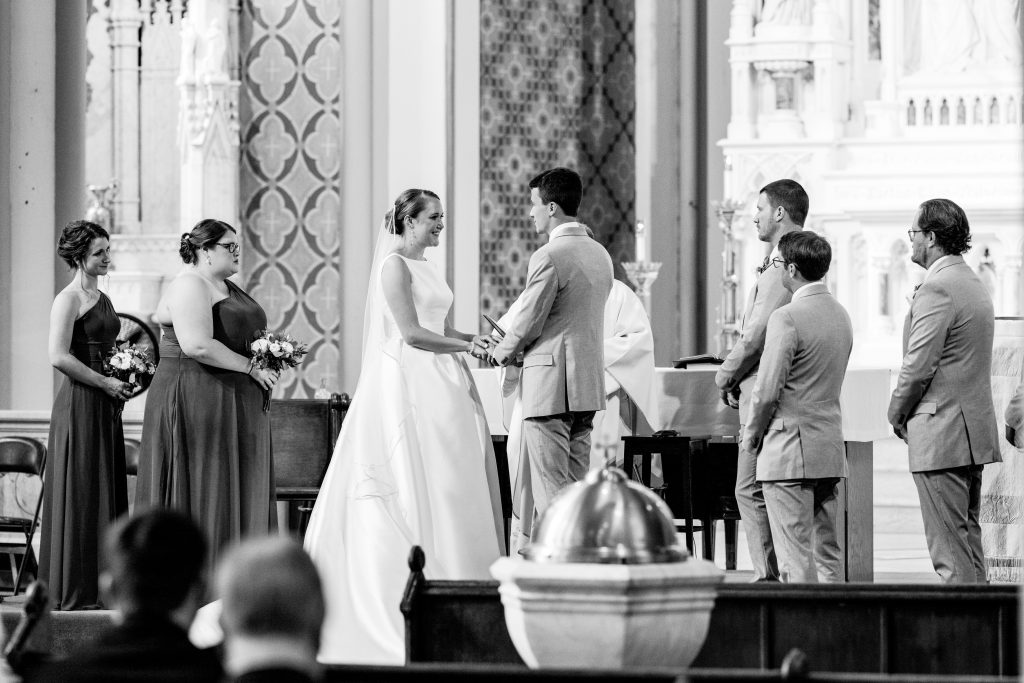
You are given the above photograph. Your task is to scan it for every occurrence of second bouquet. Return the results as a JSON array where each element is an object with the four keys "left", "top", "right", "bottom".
[{"left": 250, "top": 330, "right": 309, "bottom": 410}]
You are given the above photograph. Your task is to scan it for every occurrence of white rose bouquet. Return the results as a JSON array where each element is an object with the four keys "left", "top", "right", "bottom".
[
  {"left": 103, "top": 343, "right": 157, "bottom": 418},
  {"left": 250, "top": 330, "right": 309, "bottom": 410}
]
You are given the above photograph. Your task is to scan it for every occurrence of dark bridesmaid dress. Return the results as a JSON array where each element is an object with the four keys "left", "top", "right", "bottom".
[
  {"left": 40, "top": 292, "right": 129, "bottom": 610},
  {"left": 136, "top": 280, "right": 275, "bottom": 570}
]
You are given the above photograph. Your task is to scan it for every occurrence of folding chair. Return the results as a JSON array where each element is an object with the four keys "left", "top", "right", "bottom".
[{"left": 0, "top": 437, "right": 47, "bottom": 595}]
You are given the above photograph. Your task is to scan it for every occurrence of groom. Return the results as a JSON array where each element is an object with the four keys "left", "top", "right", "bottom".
[{"left": 490, "top": 167, "right": 613, "bottom": 517}]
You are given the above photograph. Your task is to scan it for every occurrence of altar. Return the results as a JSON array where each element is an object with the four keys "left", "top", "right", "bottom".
[{"left": 473, "top": 366, "right": 892, "bottom": 581}]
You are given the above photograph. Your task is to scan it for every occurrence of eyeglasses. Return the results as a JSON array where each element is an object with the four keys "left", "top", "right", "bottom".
[
  {"left": 769, "top": 257, "right": 787, "bottom": 268},
  {"left": 906, "top": 229, "right": 923, "bottom": 240},
  {"left": 215, "top": 242, "right": 241, "bottom": 255}
]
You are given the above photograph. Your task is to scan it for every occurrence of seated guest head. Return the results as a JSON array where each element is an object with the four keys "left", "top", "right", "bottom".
[
  {"left": 529, "top": 167, "right": 583, "bottom": 236},
  {"left": 217, "top": 537, "right": 325, "bottom": 678},
  {"left": 909, "top": 198, "right": 972, "bottom": 269},
  {"left": 101, "top": 509, "right": 207, "bottom": 626},
  {"left": 777, "top": 230, "right": 832, "bottom": 293},
  {"left": 756, "top": 179, "right": 809, "bottom": 243}
]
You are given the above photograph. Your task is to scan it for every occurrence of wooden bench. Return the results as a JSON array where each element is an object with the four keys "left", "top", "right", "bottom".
[
  {"left": 270, "top": 393, "right": 350, "bottom": 535},
  {"left": 401, "top": 547, "right": 1019, "bottom": 677}
]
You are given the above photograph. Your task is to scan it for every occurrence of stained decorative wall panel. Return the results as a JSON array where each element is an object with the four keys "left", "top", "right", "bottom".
[
  {"left": 238, "top": 0, "right": 342, "bottom": 397},
  {"left": 478, "top": 0, "right": 634, "bottom": 319}
]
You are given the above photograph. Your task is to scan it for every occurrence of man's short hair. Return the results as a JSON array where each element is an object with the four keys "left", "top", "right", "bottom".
[
  {"left": 529, "top": 167, "right": 583, "bottom": 217},
  {"left": 105, "top": 509, "right": 206, "bottom": 614},
  {"left": 917, "top": 198, "right": 972, "bottom": 255},
  {"left": 760, "top": 179, "right": 809, "bottom": 227},
  {"left": 779, "top": 230, "right": 831, "bottom": 282},
  {"left": 217, "top": 537, "right": 325, "bottom": 648}
]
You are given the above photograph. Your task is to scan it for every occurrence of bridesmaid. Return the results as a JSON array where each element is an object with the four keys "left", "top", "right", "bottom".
[
  {"left": 136, "top": 219, "right": 279, "bottom": 570},
  {"left": 41, "top": 220, "right": 132, "bottom": 610}
]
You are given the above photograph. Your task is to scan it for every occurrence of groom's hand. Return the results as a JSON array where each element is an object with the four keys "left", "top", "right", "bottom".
[{"left": 490, "top": 348, "right": 513, "bottom": 367}]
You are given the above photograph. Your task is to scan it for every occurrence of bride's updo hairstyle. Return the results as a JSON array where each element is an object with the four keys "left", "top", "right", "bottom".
[
  {"left": 179, "top": 218, "right": 237, "bottom": 264},
  {"left": 384, "top": 189, "right": 440, "bottom": 235},
  {"left": 57, "top": 220, "right": 109, "bottom": 270}
]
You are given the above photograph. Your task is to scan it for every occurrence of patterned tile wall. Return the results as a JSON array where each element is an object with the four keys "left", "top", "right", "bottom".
[
  {"left": 479, "top": 0, "right": 635, "bottom": 318},
  {"left": 238, "top": 0, "right": 342, "bottom": 398},
  {"left": 579, "top": 0, "right": 635, "bottom": 269}
]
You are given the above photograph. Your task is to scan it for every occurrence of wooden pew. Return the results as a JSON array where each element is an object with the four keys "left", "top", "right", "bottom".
[
  {"left": 400, "top": 548, "right": 1019, "bottom": 677},
  {"left": 270, "top": 393, "right": 350, "bottom": 535}
]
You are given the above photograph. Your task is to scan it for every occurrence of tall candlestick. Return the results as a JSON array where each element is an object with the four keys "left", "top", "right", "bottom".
[{"left": 635, "top": 220, "right": 648, "bottom": 262}]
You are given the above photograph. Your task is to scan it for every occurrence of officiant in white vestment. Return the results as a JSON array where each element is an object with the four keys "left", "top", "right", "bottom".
[{"left": 498, "top": 278, "right": 660, "bottom": 555}]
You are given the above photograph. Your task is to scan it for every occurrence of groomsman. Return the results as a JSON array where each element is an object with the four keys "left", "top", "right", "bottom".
[
  {"left": 741, "top": 231, "right": 852, "bottom": 583},
  {"left": 490, "top": 168, "right": 613, "bottom": 516},
  {"left": 888, "top": 198, "right": 1000, "bottom": 584},
  {"left": 715, "top": 178, "right": 807, "bottom": 581}
]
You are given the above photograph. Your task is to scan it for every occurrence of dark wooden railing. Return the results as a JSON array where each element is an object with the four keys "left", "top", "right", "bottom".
[{"left": 401, "top": 548, "right": 1019, "bottom": 678}]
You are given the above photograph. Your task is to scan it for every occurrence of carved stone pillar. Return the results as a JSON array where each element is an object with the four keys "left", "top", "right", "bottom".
[
  {"left": 110, "top": 0, "right": 144, "bottom": 234},
  {"left": 178, "top": 0, "right": 240, "bottom": 230}
]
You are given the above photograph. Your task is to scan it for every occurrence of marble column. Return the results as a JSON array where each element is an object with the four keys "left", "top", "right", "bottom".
[
  {"left": 2, "top": 0, "right": 59, "bottom": 410},
  {"left": 110, "top": 0, "right": 144, "bottom": 234}
]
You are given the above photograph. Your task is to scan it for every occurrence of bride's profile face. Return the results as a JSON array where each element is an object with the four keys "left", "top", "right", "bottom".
[{"left": 405, "top": 198, "right": 445, "bottom": 249}]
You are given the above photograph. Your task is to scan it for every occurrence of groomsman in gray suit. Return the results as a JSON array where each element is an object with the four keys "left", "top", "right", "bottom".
[
  {"left": 741, "top": 231, "right": 852, "bottom": 583},
  {"left": 491, "top": 168, "right": 613, "bottom": 515},
  {"left": 888, "top": 198, "right": 1000, "bottom": 584},
  {"left": 716, "top": 178, "right": 807, "bottom": 581}
]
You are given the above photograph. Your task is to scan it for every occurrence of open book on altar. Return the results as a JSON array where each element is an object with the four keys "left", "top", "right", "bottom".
[{"left": 673, "top": 353, "right": 724, "bottom": 369}]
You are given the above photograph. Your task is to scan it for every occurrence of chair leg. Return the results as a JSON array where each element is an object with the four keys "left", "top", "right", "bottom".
[
  {"left": 725, "top": 519, "right": 738, "bottom": 571},
  {"left": 702, "top": 518, "right": 716, "bottom": 563},
  {"left": 14, "top": 483, "right": 46, "bottom": 595}
]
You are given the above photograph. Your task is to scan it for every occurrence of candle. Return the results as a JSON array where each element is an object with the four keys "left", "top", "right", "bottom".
[
  {"left": 635, "top": 220, "right": 647, "bottom": 262},
  {"left": 724, "top": 156, "right": 733, "bottom": 199}
]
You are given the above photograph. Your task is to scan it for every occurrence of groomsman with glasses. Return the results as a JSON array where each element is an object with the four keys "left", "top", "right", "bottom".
[
  {"left": 888, "top": 198, "right": 1000, "bottom": 584},
  {"left": 715, "top": 178, "right": 808, "bottom": 581}
]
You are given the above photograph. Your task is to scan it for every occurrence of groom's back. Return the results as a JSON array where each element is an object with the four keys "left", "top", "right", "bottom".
[{"left": 521, "top": 231, "right": 612, "bottom": 417}]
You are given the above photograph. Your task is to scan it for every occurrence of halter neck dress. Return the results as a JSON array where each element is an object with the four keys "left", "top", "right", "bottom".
[
  {"left": 136, "top": 279, "right": 275, "bottom": 570},
  {"left": 40, "top": 292, "right": 128, "bottom": 610}
]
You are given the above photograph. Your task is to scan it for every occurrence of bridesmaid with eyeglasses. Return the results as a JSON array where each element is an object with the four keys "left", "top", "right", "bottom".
[{"left": 137, "top": 219, "right": 280, "bottom": 571}]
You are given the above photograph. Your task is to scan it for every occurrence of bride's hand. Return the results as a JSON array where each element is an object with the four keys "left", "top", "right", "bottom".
[{"left": 468, "top": 335, "right": 493, "bottom": 360}]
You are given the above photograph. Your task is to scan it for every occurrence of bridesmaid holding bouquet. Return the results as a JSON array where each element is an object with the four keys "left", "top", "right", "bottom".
[
  {"left": 41, "top": 220, "right": 132, "bottom": 610},
  {"left": 136, "top": 219, "right": 279, "bottom": 570}
]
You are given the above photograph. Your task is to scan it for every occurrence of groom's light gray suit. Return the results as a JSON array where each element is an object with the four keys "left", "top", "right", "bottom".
[{"left": 492, "top": 222, "right": 613, "bottom": 515}]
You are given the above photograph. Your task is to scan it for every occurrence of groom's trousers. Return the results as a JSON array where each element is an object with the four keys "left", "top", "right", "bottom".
[{"left": 523, "top": 411, "right": 596, "bottom": 516}]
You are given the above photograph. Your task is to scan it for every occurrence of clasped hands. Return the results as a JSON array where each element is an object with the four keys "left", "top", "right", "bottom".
[{"left": 466, "top": 334, "right": 519, "bottom": 367}]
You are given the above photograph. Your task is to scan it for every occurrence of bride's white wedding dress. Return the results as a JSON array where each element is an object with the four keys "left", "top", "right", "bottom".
[{"left": 304, "top": 252, "right": 504, "bottom": 665}]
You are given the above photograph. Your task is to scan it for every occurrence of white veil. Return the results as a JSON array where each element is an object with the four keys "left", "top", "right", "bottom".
[{"left": 357, "top": 213, "right": 402, "bottom": 387}]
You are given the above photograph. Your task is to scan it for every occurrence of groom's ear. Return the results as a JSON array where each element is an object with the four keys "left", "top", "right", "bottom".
[{"left": 548, "top": 202, "right": 558, "bottom": 216}]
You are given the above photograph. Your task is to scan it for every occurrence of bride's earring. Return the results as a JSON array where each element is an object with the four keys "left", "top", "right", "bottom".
[{"left": 205, "top": 252, "right": 212, "bottom": 266}]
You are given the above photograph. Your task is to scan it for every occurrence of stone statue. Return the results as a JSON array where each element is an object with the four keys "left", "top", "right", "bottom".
[
  {"left": 758, "top": 0, "right": 813, "bottom": 26},
  {"left": 179, "top": 15, "right": 197, "bottom": 83},
  {"left": 84, "top": 180, "right": 119, "bottom": 234},
  {"left": 972, "top": 0, "right": 1023, "bottom": 66},
  {"left": 201, "top": 17, "right": 229, "bottom": 80}
]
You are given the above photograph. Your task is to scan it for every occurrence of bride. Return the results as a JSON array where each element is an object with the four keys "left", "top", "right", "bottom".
[{"left": 303, "top": 189, "right": 505, "bottom": 664}]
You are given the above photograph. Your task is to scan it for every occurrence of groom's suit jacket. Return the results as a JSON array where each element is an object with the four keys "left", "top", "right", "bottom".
[
  {"left": 741, "top": 282, "right": 853, "bottom": 482},
  {"left": 493, "top": 223, "right": 613, "bottom": 419}
]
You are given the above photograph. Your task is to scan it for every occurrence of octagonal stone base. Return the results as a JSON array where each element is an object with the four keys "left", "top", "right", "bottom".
[{"left": 490, "top": 557, "right": 724, "bottom": 670}]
